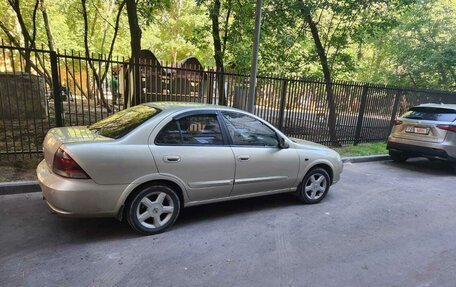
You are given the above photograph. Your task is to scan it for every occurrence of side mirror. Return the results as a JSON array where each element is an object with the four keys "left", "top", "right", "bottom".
[{"left": 278, "top": 137, "right": 289, "bottom": 149}]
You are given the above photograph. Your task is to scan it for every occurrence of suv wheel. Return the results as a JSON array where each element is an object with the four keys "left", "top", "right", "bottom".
[
  {"left": 389, "top": 151, "right": 408, "bottom": 163},
  {"left": 449, "top": 162, "right": 456, "bottom": 172},
  {"left": 126, "top": 185, "right": 181, "bottom": 235}
]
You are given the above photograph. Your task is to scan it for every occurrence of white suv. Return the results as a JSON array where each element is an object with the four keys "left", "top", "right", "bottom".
[{"left": 387, "top": 103, "right": 456, "bottom": 167}]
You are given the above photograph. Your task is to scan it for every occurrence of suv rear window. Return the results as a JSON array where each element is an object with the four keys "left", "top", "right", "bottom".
[
  {"left": 402, "top": 107, "right": 456, "bottom": 122},
  {"left": 88, "top": 105, "right": 160, "bottom": 139}
]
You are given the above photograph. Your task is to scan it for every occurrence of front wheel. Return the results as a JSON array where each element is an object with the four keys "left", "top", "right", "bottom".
[
  {"left": 126, "top": 185, "right": 181, "bottom": 235},
  {"left": 297, "top": 168, "right": 330, "bottom": 204}
]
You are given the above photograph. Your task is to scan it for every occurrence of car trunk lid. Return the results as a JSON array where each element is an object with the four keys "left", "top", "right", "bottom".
[{"left": 43, "top": 126, "right": 113, "bottom": 169}]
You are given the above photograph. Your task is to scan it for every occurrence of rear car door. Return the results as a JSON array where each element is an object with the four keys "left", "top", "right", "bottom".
[
  {"left": 221, "top": 111, "right": 300, "bottom": 197},
  {"left": 150, "top": 111, "right": 235, "bottom": 201}
]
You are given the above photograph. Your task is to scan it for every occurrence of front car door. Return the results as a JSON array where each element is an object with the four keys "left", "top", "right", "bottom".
[
  {"left": 221, "top": 111, "right": 300, "bottom": 197},
  {"left": 150, "top": 111, "right": 235, "bottom": 202}
]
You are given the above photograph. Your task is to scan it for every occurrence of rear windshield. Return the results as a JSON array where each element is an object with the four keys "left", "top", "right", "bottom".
[
  {"left": 88, "top": 105, "right": 160, "bottom": 139},
  {"left": 401, "top": 107, "right": 456, "bottom": 122}
]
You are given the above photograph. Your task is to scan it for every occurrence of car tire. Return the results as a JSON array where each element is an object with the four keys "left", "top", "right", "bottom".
[
  {"left": 296, "top": 168, "right": 330, "bottom": 204},
  {"left": 389, "top": 151, "right": 408, "bottom": 163},
  {"left": 126, "top": 185, "right": 181, "bottom": 235},
  {"left": 450, "top": 162, "right": 456, "bottom": 172}
]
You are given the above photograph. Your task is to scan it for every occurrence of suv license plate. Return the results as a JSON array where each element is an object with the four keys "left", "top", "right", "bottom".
[{"left": 405, "top": 126, "right": 429, "bottom": 134}]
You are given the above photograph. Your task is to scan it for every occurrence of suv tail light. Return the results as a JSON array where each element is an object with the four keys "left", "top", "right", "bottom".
[
  {"left": 393, "top": 120, "right": 403, "bottom": 126},
  {"left": 53, "top": 147, "right": 90, "bottom": 179},
  {"left": 437, "top": 125, "right": 456, "bottom": 132}
]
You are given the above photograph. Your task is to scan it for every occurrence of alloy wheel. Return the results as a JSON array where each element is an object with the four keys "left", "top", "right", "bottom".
[
  {"left": 304, "top": 173, "right": 327, "bottom": 200},
  {"left": 136, "top": 191, "right": 175, "bottom": 229}
]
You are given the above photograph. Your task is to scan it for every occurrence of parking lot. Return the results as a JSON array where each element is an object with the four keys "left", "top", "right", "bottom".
[{"left": 1, "top": 159, "right": 456, "bottom": 287}]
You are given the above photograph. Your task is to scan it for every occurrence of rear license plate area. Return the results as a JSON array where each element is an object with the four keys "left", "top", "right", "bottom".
[{"left": 405, "top": 126, "right": 430, "bottom": 135}]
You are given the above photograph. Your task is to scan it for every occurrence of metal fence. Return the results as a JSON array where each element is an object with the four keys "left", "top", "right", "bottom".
[{"left": 1, "top": 43, "right": 456, "bottom": 159}]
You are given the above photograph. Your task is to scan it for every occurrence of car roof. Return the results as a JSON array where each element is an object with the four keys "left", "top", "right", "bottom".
[
  {"left": 143, "top": 101, "right": 244, "bottom": 113},
  {"left": 417, "top": 103, "right": 456, "bottom": 110}
]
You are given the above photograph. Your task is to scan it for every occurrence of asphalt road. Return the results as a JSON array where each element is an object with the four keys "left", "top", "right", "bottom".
[{"left": 1, "top": 159, "right": 456, "bottom": 287}]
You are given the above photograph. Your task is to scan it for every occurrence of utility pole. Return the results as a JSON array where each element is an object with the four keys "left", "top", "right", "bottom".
[{"left": 247, "top": 0, "right": 262, "bottom": 113}]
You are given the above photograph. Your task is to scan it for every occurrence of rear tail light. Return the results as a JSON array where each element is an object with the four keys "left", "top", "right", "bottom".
[
  {"left": 393, "top": 120, "right": 403, "bottom": 126},
  {"left": 437, "top": 125, "right": 456, "bottom": 132},
  {"left": 53, "top": 147, "right": 90, "bottom": 179}
]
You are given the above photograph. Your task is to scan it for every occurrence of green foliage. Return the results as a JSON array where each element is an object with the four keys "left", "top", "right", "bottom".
[
  {"left": 356, "top": 0, "right": 456, "bottom": 90},
  {"left": 1, "top": 0, "right": 455, "bottom": 90},
  {"left": 142, "top": 0, "right": 213, "bottom": 65}
]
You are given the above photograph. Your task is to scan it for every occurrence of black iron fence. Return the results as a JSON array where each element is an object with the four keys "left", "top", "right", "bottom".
[{"left": 1, "top": 43, "right": 456, "bottom": 159}]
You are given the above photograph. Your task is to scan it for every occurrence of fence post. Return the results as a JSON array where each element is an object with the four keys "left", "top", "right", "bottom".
[
  {"left": 50, "top": 51, "right": 63, "bottom": 127},
  {"left": 207, "top": 70, "right": 213, "bottom": 104},
  {"left": 278, "top": 79, "right": 288, "bottom": 131},
  {"left": 354, "top": 84, "right": 369, "bottom": 145},
  {"left": 389, "top": 90, "right": 402, "bottom": 131}
]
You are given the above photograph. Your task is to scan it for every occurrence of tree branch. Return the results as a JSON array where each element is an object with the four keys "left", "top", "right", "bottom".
[{"left": 221, "top": 0, "right": 232, "bottom": 56}]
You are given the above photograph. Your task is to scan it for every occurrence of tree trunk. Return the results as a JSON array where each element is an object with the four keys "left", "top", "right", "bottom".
[
  {"left": 40, "top": 0, "right": 55, "bottom": 51},
  {"left": 209, "top": 0, "right": 226, "bottom": 105},
  {"left": 0, "top": 19, "right": 52, "bottom": 86},
  {"left": 99, "top": 0, "right": 125, "bottom": 85},
  {"left": 304, "top": 13, "right": 339, "bottom": 146},
  {"left": 126, "top": 0, "right": 142, "bottom": 106},
  {"left": 8, "top": 0, "right": 38, "bottom": 73},
  {"left": 81, "top": 0, "right": 112, "bottom": 112}
]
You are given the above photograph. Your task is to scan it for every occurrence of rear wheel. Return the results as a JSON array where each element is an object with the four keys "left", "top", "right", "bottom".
[
  {"left": 126, "top": 185, "right": 181, "bottom": 235},
  {"left": 389, "top": 151, "right": 408, "bottom": 163},
  {"left": 297, "top": 168, "right": 330, "bottom": 204}
]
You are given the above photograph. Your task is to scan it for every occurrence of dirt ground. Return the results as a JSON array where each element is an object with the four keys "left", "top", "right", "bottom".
[{"left": 0, "top": 157, "right": 41, "bottom": 182}]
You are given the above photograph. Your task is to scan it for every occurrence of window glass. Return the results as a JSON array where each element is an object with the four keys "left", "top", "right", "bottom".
[
  {"left": 88, "top": 105, "right": 160, "bottom": 139},
  {"left": 179, "top": 115, "right": 223, "bottom": 145},
  {"left": 402, "top": 107, "right": 456, "bottom": 122},
  {"left": 155, "top": 120, "right": 181, "bottom": 144},
  {"left": 222, "top": 111, "right": 279, "bottom": 146},
  {"left": 155, "top": 114, "right": 223, "bottom": 145}
]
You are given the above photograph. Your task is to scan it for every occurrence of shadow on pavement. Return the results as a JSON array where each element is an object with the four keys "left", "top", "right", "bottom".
[
  {"left": 54, "top": 217, "right": 136, "bottom": 241},
  {"left": 177, "top": 193, "right": 302, "bottom": 227},
  {"left": 41, "top": 193, "right": 303, "bottom": 240},
  {"left": 383, "top": 158, "right": 455, "bottom": 176}
]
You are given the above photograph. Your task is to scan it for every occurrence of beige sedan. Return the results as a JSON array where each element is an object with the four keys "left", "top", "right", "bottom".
[{"left": 37, "top": 102, "right": 343, "bottom": 235}]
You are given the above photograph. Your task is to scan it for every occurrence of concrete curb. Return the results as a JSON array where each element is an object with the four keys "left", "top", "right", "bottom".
[
  {"left": 0, "top": 155, "right": 391, "bottom": 195},
  {"left": 0, "top": 180, "right": 41, "bottom": 195},
  {"left": 342, "top": 154, "right": 390, "bottom": 163}
]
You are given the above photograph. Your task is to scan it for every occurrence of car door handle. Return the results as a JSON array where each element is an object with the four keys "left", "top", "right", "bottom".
[
  {"left": 237, "top": 155, "right": 250, "bottom": 161},
  {"left": 164, "top": 156, "right": 181, "bottom": 162}
]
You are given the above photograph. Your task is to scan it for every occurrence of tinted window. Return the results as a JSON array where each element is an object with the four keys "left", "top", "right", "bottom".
[
  {"left": 180, "top": 115, "right": 223, "bottom": 145},
  {"left": 402, "top": 107, "right": 456, "bottom": 122},
  {"left": 222, "top": 111, "right": 279, "bottom": 146},
  {"left": 155, "top": 120, "right": 181, "bottom": 144},
  {"left": 88, "top": 105, "right": 160, "bottom": 139},
  {"left": 155, "top": 114, "right": 224, "bottom": 145}
]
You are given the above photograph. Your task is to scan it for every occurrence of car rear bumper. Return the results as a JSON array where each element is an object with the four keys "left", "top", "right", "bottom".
[
  {"left": 37, "top": 160, "right": 127, "bottom": 217},
  {"left": 387, "top": 136, "right": 456, "bottom": 162}
]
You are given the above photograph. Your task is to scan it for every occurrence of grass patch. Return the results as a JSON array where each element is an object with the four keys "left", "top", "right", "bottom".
[{"left": 333, "top": 141, "right": 387, "bottom": 157}]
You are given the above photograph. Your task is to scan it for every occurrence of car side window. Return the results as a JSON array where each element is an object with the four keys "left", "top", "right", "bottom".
[
  {"left": 222, "top": 111, "right": 279, "bottom": 147},
  {"left": 155, "top": 114, "right": 224, "bottom": 145},
  {"left": 180, "top": 115, "right": 223, "bottom": 145},
  {"left": 155, "top": 120, "right": 181, "bottom": 144}
]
